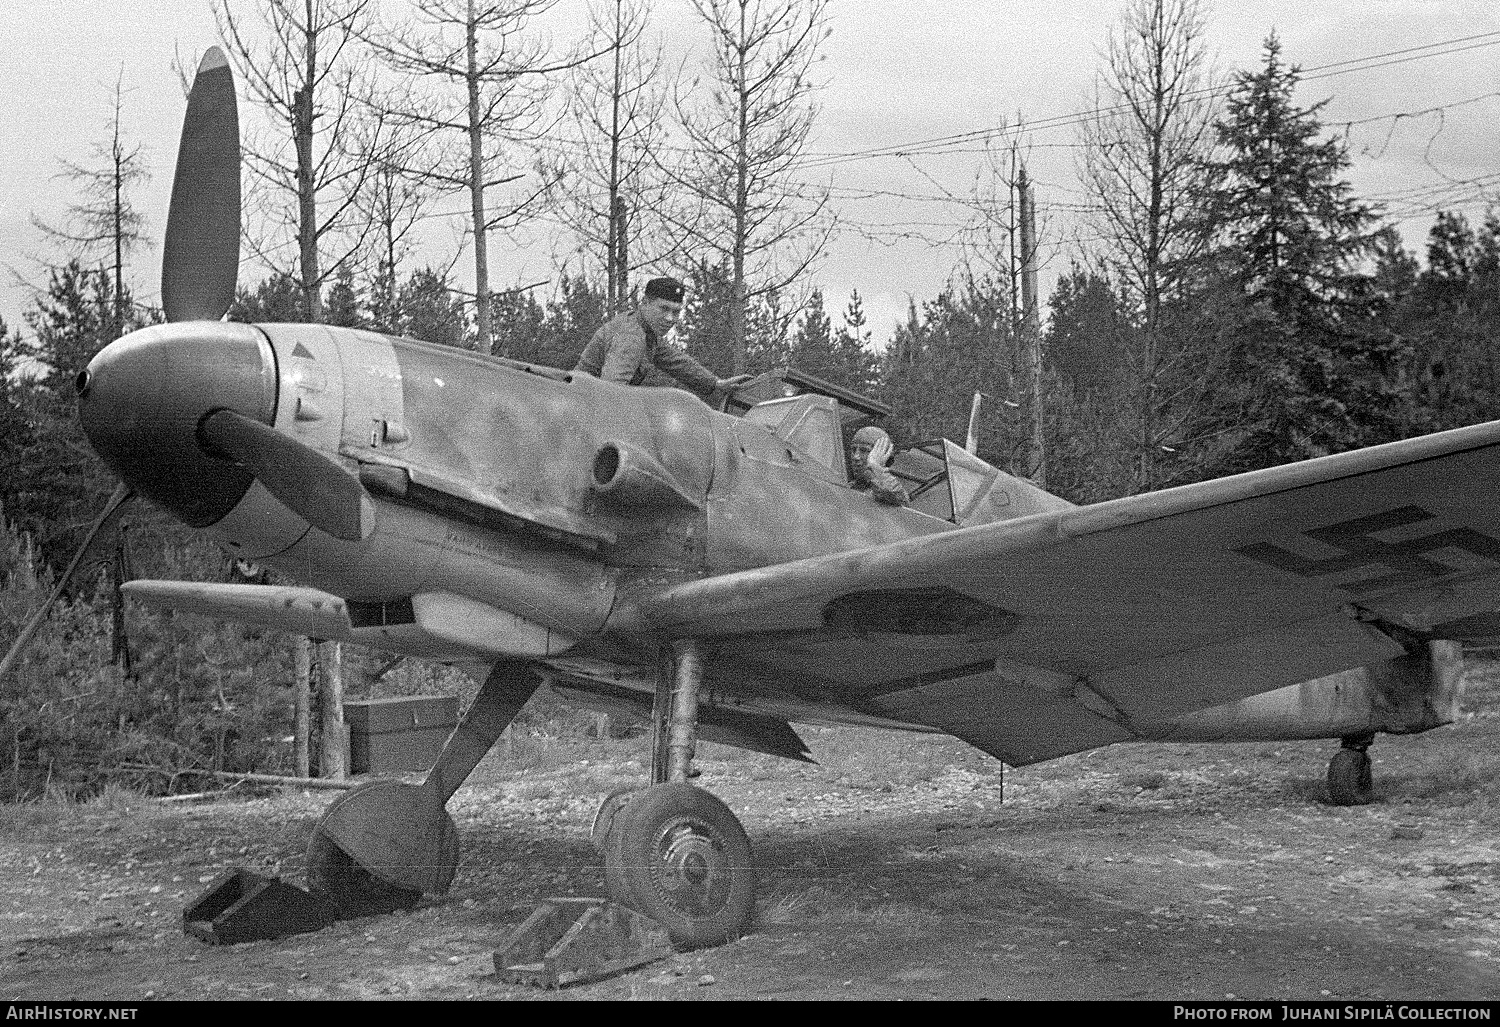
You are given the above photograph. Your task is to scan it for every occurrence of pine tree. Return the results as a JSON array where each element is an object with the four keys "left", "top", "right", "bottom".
[
  {"left": 25, "top": 261, "right": 136, "bottom": 395},
  {"left": 789, "top": 289, "right": 835, "bottom": 379},
  {"left": 831, "top": 290, "right": 880, "bottom": 396},
  {"left": 1401, "top": 211, "right": 1500, "bottom": 431},
  {"left": 1044, "top": 263, "right": 1131, "bottom": 397},
  {"left": 365, "top": 259, "right": 402, "bottom": 335},
  {"left": 536, "top": 275, "right": 607, "bottom": 368},
  {"left": 324, "top": 265, "right": 364, "bottom": 329},
  {"left": 1210, "top": 36, "right": 1380, "bottom": 316},
  {"left": 235, "top": 273, "right": 309, "bottom": 323},
  {"left": 1202, "top": 35, "right": 1401, "bottom": 470},
  {"left": 7, "top": 263, "right": 146, "bottom": 575},
  {"left": 400, "top": 269, "right": 471, "bottom": 350},
  {"left": 744, "top": 288, "right": 793, "bottom": 375},
  {"left": 790, "top": 289, "right": 879, "bottom": 394},
  {"left": 880, "top": 273, "right": 1015, "bottom": 464},
  {"left": 681, "top": 259, "right": 737, "bottom": 376}
]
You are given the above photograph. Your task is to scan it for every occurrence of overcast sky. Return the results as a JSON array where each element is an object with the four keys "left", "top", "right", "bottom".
[{"left": 3, "top": 0, "right": 1498, "bottom": 347}]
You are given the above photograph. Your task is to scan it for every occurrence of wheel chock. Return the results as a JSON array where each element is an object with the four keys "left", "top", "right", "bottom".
[
  {"left": 493, "top": 897, "right": 670, "bottom": 988},
  {"left": 183, "top": 868, "right": 337, "bottom": 945}
]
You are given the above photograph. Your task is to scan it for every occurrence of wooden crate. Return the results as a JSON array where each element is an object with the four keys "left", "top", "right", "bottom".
[{"left": 345, "top": 696, "right": 459, "bottom": 774}]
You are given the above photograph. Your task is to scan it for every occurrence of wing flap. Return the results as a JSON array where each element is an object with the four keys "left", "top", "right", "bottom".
[{"left": 871, "top": 667, "right": 1133, "bottom": 766}]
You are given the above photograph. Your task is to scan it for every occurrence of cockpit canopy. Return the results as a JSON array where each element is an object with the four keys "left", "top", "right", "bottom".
[{"left": 730, "top": 367, "right": 1074, "bottom": 526}]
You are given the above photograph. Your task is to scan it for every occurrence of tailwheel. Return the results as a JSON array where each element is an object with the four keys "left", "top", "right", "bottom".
[
  {"left": 1327, "top": 746, "right": 1375, "bottom": 806},
  {"left": 306, "top": 826, "right": 423, "bottom": 917},
  {"left": 604, "top": 782, "right": 756, "bottom": 949},
  {"left": 305, "top": 779, "right": 459, "bottom": 916}
]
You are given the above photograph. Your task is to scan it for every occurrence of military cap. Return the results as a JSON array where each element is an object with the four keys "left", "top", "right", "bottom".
[
  {"left": 852, "top": 425, "right": 890, "bottom": 446},
  {"left": 643, "top": 276, "right": 686, "bottom": 303}
]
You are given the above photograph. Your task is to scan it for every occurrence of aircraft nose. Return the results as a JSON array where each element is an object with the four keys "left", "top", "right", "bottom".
[{"left": 77, "top": 321, "right": 278, "bottom": 527}]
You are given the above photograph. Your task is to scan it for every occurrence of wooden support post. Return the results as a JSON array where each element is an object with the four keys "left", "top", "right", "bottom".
[
  {"left": 110, "top": 525, "right": 132, "bottom": 676},
  {"left": 294, "top": 638, "right": 311, "bottom": 778},
  {"left": 319, "top": 640, "right": 347, "bottom": 781}
]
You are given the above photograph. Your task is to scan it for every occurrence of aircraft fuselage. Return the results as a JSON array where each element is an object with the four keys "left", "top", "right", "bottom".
[{"left": 81, "top": 320, "right": 955, "bottom": 655}]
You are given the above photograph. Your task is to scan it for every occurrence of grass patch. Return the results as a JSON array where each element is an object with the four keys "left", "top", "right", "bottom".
[
  {"left": 757, "top": 883, "right": 941, "bottom": 931},
  {"left": 0, "top": 781, "right": 154, "bottom": 836},
  {"left": 1120, "top": 770, "right": 1167, "bottom": 792},
  {"left": 1397, "top": 752, "right": 1500, "bottom": 803}
]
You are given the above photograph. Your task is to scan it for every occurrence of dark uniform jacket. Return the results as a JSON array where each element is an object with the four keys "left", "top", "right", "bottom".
[{"left": 573, "top": 311, "right": 719, "bottom": 396}]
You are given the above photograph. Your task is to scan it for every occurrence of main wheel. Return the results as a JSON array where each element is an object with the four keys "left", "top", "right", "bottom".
[
  {"left": 1327, "top": 748, "right": 1374, "bottom": 806},
  {"left": 604, "top": 783, "right": 756, "bottom": 949}
]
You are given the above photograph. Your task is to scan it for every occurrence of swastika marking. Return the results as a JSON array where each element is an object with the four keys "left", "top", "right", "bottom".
[{"left": 1235, "top": 505, "right": 1500, "bottom": 594}]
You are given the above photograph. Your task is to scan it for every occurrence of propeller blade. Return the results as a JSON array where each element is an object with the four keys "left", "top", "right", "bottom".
[
  {"left": 162, "top": 47, "right": 240, "bottom": 323},
  {"left": 199, "top": 410, "right": 374, "bottom": 541},
  {"left": 0, "top": 484, "right": 135, "bottom": 685}
]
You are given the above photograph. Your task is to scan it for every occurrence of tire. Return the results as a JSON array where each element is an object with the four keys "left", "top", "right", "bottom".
[
  {"left": 604, "top": 783, "right": 756, "bottom": 949},
  {"left": 306, "top": 828, "right": 424, "bottom": 917},
  {"left": 1327, "top": 748, "right": 1374, "bottom": 806},
  {"left": 591, "top": 787, "right": 638, "bottom": 856},
  {"left": 601, "top": 791, "right": 636, "bottom": 907}
]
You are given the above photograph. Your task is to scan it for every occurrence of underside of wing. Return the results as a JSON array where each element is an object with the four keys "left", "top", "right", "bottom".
[{"left": 625, "top": 419, "right": 1500, "bottom": 764}]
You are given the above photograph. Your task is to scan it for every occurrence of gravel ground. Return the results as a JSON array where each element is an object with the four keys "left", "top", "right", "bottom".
[{"left": 4, "top": 662, "right": 1500, "bottom": 1000}]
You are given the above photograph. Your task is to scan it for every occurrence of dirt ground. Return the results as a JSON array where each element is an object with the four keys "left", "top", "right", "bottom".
[{"left": 6, "top": 662, "right": 1500, "bottom": 1001}]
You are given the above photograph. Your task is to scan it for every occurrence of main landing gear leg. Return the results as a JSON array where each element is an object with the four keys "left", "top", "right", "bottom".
[
  {"left": 1327, "top": 732, "right": 1376, "bottom": 807},
  {"left": 596, "top": 639, "right": 756, "bottom": 948},
  {"left": 307, "top": 661, "right": 540, "bottom": 916}
]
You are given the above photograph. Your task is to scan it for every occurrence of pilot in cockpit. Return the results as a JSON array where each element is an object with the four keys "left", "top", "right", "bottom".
[{"left": 849, "top": 426, "right": 909, "bottom": 506}]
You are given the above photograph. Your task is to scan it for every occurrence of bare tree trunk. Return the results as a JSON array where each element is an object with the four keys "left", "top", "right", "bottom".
[
  {"left": 218, "top": 0, "right": 375, "bottom": 323},
  {"left": 31, "top": 74, "right": 149, "bottom": 333},
  {"left": 296, "top": 0, "right": 323, "bottom": 321},
  {"left": 670, "top": 0, "right": 833, "bottom": 369},
  {"left": 111, "top": 117, "right": 126, "bottom": 339},
  {"left": 544, "top": 0, "right": 673, "bottom": 308},
  {"left": 729, "top": 0, "right": 750, "bottom": 374},
  {"left": 319, "top": 640, "right": 347, "bottom": 780},
  {"left": 1078, "top": 0, "right": 1217, "bottom": 493},
  {"left": 1019, "top": 167, "right": 1045, "bottom": 487},
  {"left": 464, "top": 0, "right": 492, "bottom": 351},
  {"left": 294, "top": 638, "right": 311, "bottom": 778},
  {"left": 606, "top": 0, "right": 624, "bottom": 313}
]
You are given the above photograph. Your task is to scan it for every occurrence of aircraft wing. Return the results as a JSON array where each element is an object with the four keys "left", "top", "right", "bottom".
[{"left": 629, "top": 419, "right": 1500, "bottom": 765}]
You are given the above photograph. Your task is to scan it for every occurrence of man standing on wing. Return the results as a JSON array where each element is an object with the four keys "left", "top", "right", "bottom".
[{"left": 573, "top": 276, "right": 753, "bottom": 398}]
